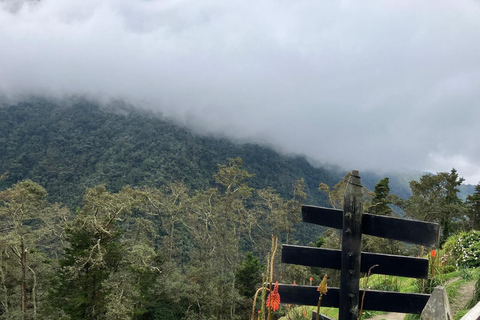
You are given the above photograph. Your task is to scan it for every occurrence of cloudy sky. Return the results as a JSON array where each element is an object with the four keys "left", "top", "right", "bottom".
[{"left": 1, "top": 0, "right": 480, "bottom": 184}]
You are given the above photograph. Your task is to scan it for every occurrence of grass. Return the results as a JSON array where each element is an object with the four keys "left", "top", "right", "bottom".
[{"left": 278, "top": 305, "right": 338, "bottom": 320}]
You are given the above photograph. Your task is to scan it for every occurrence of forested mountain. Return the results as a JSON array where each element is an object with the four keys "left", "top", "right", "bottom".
[
  {"left": 0, "top": 97, "right": 346, "bottom": 207},
  {"left": 0, "top": 96, "right": 415, "bottom": 208}
]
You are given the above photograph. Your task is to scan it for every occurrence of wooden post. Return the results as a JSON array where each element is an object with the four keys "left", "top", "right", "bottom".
[{"left": 339, "top": 170, "right": 363, "bottom": 320}]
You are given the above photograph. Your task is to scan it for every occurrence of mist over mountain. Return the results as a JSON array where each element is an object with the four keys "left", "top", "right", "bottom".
[
  {"left": 2, "top": 1, "right": 480, "bottom": 184},
  {"left": 0, "top": 96, "right": 425, "bottom": 208}
]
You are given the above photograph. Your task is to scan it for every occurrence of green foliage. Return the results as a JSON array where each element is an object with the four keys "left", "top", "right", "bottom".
[
  {"left": 466, "top": 183, "right": 480, "bottom": 230},
  {"left": 318, "top": 173, "right": 351, "bottom": 210},
  {"left": 459, "top": 267, "right": 473, "bottom": 281},
  {"left": 443, "top": 265, "right": 456, "bottom": 273},
  {"left": 444, "top": 230, "right": 480, "bottom": 268},
  {"left": 415, "top": 277, "right": 445, "bottom": 295},
  {"left": 0, "top": 180, "right": 69, "bottom": 319},
  {"left": 141, "top": 300, "right": 185, "bottom": 320},
  {"left": 412, "top": 250, "right": 446, "bottom": 294},
  {"left": 368, "top": 276, "right": 401, "bottom": 292},
  {"left": 0, "top": 97, "right": 341, "bottom": 211},
  {"left": 405, "top": 169, "right": 466, "bottom": 242},
  {"left": 467, "top": 273, "right": 480, "bottom": 308},
  {"left": 52, "top": 186, "right": 161, "bottom": 319},
  {"left": 369, "top": 177, "right": 393, "bottom": 215},
  {"left": 236, "top": 253, "right": 263, "bottom": 298},
  {"left": 315, "top": 237, "right": 326, "bottom": 248}
]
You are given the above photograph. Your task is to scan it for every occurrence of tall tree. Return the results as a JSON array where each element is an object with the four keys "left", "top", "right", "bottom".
[
  {"left": 466, "top": 183, "right": 480, "bottom": 230},
  {"left": 54, "top": 186, "right": 160, "bottom": 320},
  {"left": 185, "top": 158, "right": 255, "bottom": 319},
  {"left": 0, "top": 180, "right": 69, "bottom": 320},
  {"left": 319, "top": 173, "right": 351, "bottom": 210},
  {"left": 257, "top": 178, "right": 306, "bottom": 244},
  {"left": 319, "top": 173, "right": 370, "bottom": 210},
  {"left": 368, "top": 177, "right": 393, "bottom": 215},
  {"left": 405, "top": 168, "right": 466, "bottom": 243}
]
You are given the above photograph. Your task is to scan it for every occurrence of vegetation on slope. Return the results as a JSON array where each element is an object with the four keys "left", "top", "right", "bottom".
[{"left": 0, "top": 97, "right": 343, "bottom": 208}]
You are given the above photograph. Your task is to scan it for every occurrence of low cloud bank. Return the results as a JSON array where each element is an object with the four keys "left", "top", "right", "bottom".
[{"left": 2, "top": 0, "right": 480, "bottom": 183}]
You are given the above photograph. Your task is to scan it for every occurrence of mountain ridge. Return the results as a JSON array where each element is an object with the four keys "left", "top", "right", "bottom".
[{"left": 0, "top": 96, "right": 472, "bottom": 208}]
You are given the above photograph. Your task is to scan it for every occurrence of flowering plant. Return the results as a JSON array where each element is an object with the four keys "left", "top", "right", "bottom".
[
  {"left": 266, "top": 282, "right": 280, "bottom": 312},
  {"left": 444, "top": 230, "right": 480, "bottom": 268}
]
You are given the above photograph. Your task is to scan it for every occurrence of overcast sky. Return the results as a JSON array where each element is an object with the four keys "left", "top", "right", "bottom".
[{"left": 1, "top": 0, "right": 480, "bottom": 184}]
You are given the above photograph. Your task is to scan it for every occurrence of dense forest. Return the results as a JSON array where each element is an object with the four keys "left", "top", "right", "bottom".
[
  {"left": 0, "top": 97, "right": 479, "bottom": 320},
  {"left": 0, "top": 97, "right": 419, "bottom": 208}
]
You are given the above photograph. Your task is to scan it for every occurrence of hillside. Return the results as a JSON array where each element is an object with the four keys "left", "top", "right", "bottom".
[
  {"left": 0, "top": 96, "right": 417, "bottom": 209},
  {"left": 0, "top": 97, "right": 343, "bottom": 207}
]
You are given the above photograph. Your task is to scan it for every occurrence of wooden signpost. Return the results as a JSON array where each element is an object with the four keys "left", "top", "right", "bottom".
[{"left": 277, "top": 170, "right": 440, "bottom": 320}]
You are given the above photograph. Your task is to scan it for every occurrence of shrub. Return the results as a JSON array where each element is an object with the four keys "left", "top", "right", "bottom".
[
  {"left": 415, "top": 277, "right": 445, "bottom": 294},
  {"left": 444, "top": 230, "right": 480, "bottom": 268},
  {"left": 443, "top": 265, "right": 456, "bottom": 273},
  {"left": 369, "top": 276, "right": 401, "bottom": 292},
  {"left": 414, "top": 250, "right": 445, "bottom": 294},
  {"left": 459, "top": 268, "right": 473, "bottom": 281}
]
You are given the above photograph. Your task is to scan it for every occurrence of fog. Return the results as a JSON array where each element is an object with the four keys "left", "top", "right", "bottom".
[{"left": 2, "top": 0, "right": 480, "bottom": 183}]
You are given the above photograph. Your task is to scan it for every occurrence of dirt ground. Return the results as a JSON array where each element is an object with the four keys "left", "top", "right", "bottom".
[{"left": 450, "top": 280, "right": 476, "bottom": 315}]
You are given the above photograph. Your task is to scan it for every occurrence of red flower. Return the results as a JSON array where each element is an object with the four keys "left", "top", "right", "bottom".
[
  {"left": 431, "top": 250, "right": 436, "bottom": 258},
  {"left": 266, "top": 282, "right": 281, "bottom": 312}
]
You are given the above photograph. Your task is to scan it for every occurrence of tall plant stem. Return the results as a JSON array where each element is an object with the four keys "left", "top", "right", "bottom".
[
  {"left": 315, "top": 294, "right": 323, "bottom": 320},
  {"left": 358, "top": 264, "right": 378, "bottom": 320}
]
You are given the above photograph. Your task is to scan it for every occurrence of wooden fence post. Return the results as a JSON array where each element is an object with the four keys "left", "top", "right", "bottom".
[{"left": 339, "top": 170, "right": 363, "bottom": 320}]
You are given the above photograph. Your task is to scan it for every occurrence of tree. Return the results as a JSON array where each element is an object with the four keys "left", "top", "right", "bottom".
[
  {"left": 466, "top": 183, "right": 480, "bottom": 230},
  {"left": 319, "top": 173, "right": 351, "bottom": 210},
  {"left": 368, "top": 178, "right": 392, "bottom": 215},
  {"left": 235, "top": 252, "right": 263, "bottom": 298},
  {"left": 0, "top": 180, "right": 69, "bottom": 320},
  {"left": 405, "top": 168, "right": 466, "bottom": 243},
  {"left": 184, "top": 158, "right": 255, "bottom": 319},
  {"left": 54, "top": 186, "right": 160, "bottom": 320},
  {"left": 319, "top": 173, "right": 370, "bottom": 210}
]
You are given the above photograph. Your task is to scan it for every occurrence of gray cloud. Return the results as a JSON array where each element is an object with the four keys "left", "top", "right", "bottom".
[{"left": 2, "top": 0, "right": 480, "bottom": 183}]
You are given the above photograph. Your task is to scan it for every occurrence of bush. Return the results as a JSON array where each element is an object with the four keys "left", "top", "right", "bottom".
[
  {"left": 415, "top": 277, "right": 445, "bottom": 294},
  {"left": 369, "top": 276, "right": 401, "bottom": 292},
  {"left": 459, "top": 268, "right": 473, "bottom": 281},
  {"left": 443, "top": 265, "right": 456, "bottom": 273},
  {"left": 444, "top": 230, "right": 480, "bottom": 268}
]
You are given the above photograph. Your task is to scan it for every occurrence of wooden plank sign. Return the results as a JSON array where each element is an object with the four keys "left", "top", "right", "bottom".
[
  {"left": 278, "top": 170, "right": 440, "bottom": 319},
  {"left": 277, "top": 284, "right": 430, "bottom": 314},
  {"left": 282, "top": 245, "right": 429, "bottom": 279},
  {"left": 302, "top": 206, "right": 440, "bottom": 247}
]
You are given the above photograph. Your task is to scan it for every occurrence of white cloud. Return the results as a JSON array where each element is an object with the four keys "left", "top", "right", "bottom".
[{"left": 1, "top": 0, "right": 480, "bottom": 184}]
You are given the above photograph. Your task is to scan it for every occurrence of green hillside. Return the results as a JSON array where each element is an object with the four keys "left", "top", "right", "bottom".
[{"left": 0, "top": 96, "right": 346, "bottom": 207}]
